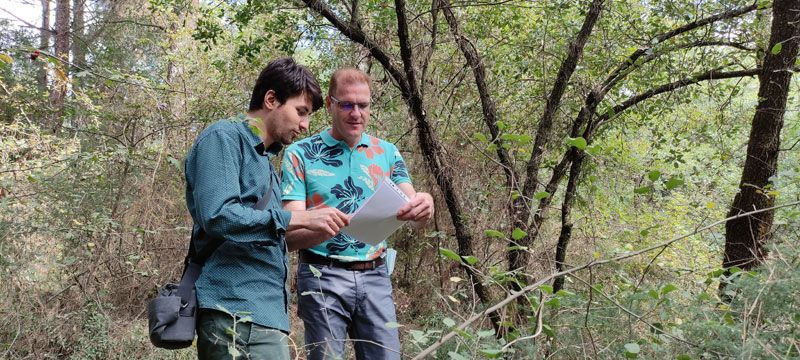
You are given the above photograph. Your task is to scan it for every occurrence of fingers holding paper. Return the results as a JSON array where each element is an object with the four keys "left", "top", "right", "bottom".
[
  {"left": 396, "top": 192, "right": 434, "bottom": 222},
  {"left": 306, "top": 207, "right": 350, "bottom": 236}
]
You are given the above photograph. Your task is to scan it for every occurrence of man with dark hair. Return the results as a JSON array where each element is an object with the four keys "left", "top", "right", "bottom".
[
  {"left": 281, "top": 68, "right": 434, "bottom": 359},
  {"left": 185, "top": 57, "right": 349, "bottom": 359}
]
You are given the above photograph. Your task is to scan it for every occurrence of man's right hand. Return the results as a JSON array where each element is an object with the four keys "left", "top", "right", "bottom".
[{"left": 298, "top": 207, "right": 350, "bottom": 237}]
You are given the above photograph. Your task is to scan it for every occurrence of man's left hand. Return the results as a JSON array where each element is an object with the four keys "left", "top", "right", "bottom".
[{"left": 397, "top": 192, "right": 434, "bottom": 223}]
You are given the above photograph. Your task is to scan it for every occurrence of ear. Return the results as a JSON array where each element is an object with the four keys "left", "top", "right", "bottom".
[
  {"left": 263, "top": 90, "right": 278, "bottom": 110},
  {"left": 325, "top": 95, "right": 332, "bottom": 112}
]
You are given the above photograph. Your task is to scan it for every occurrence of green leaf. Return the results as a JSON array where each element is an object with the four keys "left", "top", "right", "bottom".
[
  {"left": 224, "top": 326, "right": 236, "bottom": 336},
  {"left": 757, "top": 0, "right": 771, "bottom": 9},
  {"left": 479, "top": 348, "right": 505, "bottom": 358},
  {"left": 167, "top": 156, "right": 182, "bottom": 172},
  {"left": 485, "top": 229, "right": 504, "bottom": 238},
  {"left": 0, "top": 53, "right": 12, "bottom": 64},
  {"left": 443, "top": 317, "right": 456, "bottom": 327},
  {"left": 308, "top": 264, "right": 322, "bottom": 278},
  {"left": 647, "top": 170, "right": 661, "bottom": 182},
  {"left": 648, "top": 289, "right": 659, "bottom": 300},
  {"left": 473, "top": 132, "right": 488, "bottom": 143},
  {"left": 624, "top": 343, "right": 640, "bottom": 357},
  {"left": 461, "top": 255, "right": 478, "bottom": 265},
  {"left": 384, "top": 322, "right": 402, "bottom": 329},
  {"left": 660, "top": 283, "right": 678, "bottom": 295},
  {"left": 664, "top": 176, "right": 684, "bottom": 190},
  {"left": 439, "top": 248, "right": 462, "bottom": 263},
  {"left": 545, "top": 297, "right": 561, "bottom": 308},
  {"left": 676, "top": 355, "right": 692, "bottom": 360},
  {"left": 248, "top": 124, "right": 262, "bottom": 137},
  {"left": 477, "top": 329, "right": 495, "bottom": 338},
  {"left": 555, "top": 289, "right": 575, "bottom": 297},
  {"left": 723, "top": 312, "right": 735, "bottom": 325},
  {"left": 512, "top": 228, "right": 527, "bottom": 241},
  {"left": 566, "top": 137, "right": 588, "bottom": 150},
  {"left": 542, "top": 323, "right": 555, "bottom": 338},
  {"left": 586, "top": 144, "right": 602, "bottom": 155},
  {"left": 539, "top": 284, "right": 554, "bottom": 294},
  {"left": 771, "top": 42, "right": 782, "bottom": 55},
  {"left": 534, "top": 191, "right": 550, "bottom": 200},
  {"left": 634, "top": 185, "right": 653, "bottom": 194}
]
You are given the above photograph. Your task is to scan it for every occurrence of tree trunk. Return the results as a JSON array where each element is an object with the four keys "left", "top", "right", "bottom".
[
  {"left": 48, "top": 0, "right": 70, "bottom": 134},
  {"left": 723, "top": 0, "right": 800, "bottom": 270},
  {"left": 37, "top": 0, "right": 51, "bottom": 91},
  {"left": 71, "top": 0, "right": 86, "bottom": 88}
]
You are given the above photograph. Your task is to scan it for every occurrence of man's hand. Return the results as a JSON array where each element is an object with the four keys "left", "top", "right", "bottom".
[
  {"left": 397, "top": 192, "right": 434, "bottom": 223},
  {"left": 301, "top": 207, "right": 350, "bottom": 237}
]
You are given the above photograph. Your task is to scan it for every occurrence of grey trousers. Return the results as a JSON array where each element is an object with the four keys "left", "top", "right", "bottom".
[{"left": 296, "top": 262, "right": 401, "bottom": 360}]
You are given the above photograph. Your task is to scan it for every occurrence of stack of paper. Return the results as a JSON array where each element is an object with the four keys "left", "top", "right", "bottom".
[{"left": 342, "top": 177, "right": 410, "bottom": 245}]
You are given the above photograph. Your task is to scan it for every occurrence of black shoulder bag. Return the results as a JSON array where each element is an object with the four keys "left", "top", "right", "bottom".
[{"left": 147, "top": 185, "right": 273, "bottom": 349}]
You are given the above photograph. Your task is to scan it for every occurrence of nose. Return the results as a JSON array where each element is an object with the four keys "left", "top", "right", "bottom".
[
  {"left": 348, "top": 107, "right": 364, "bottom": 117},
  {"left": 299, "top": 118, "right": 309, "bottom": 132}
]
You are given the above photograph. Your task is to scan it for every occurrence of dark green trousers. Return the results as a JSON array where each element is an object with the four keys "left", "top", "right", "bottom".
[{"left": 196, "top": 309, "right": 290, "bottom": 360}]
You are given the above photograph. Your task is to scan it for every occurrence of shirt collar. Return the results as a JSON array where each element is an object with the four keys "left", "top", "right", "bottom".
[
  {"left": 239, "top": 115, "right": 283, "bottom": 156},
  {"left": 320, "top": 128, "right": 370, "bottom": 148}
]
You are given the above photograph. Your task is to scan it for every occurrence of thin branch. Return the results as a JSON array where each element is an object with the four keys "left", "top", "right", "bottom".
[
  {"left": 301, "top": 0, "right": 411, "bottom": 97},
  {"left": 601, "top": 3, "right": 759, "bottom": 93},
  {"left": 597, "top": 68, "right": 762, "bottom": 126}
]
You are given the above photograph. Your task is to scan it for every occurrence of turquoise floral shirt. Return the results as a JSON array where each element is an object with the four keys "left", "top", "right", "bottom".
[{"left": 281, "top": 129, "right": 411, "bottom": 261}]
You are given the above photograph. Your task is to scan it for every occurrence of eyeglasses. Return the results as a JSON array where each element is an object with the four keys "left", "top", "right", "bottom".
[{"left": 330, "top": 95, "right": 370, "bottom": 112}]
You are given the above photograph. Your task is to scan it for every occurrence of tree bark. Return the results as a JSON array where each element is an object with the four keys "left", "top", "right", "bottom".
[
  {"left": 724, "top": 0, "right": 800, "bottom": 270},
  {"left": 37, "top": 0, "right": 51, "bottom": 91},
  {"left": 71, "top": 0, "right": 86, "bottom": 89},
  {"left": 48, "top": 0, "right": 70, "bottom": 133}
]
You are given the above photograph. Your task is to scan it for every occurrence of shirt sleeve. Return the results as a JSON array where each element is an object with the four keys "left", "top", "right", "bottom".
[
  {"left": 389, "top": 144, "right": 412, "bottom": 185},
  {"left": 280, "top": 145, "right": 307, "bottom": 202},
  {"left": 187, "top": 129, "right": 291, "bottom": 243}
]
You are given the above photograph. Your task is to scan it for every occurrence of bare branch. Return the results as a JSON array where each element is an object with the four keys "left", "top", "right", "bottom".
[
  {"left": 597, "top": 67, "right": 762, "bottom": 127},
  {"left": 301, "top": 0, "right": 411, "bottom": 97},
  {"left": 601, "top": 3, "right": 759, "bottom": 94}
]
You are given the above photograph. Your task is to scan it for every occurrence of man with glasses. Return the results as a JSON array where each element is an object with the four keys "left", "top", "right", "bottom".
[{"left": 281, "top": 68, "right": 434, "bottom": 359}]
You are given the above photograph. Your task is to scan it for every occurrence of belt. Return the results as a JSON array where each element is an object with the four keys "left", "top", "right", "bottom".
[{"left": 299, "top": 250, "right": 384, "bottom": 271}]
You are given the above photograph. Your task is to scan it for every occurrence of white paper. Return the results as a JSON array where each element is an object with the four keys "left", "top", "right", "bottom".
[{"left": 342, "top": 177, "right": 410, "bottom": 245}]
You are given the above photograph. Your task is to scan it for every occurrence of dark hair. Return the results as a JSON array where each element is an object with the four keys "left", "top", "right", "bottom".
[{"left": 248, "top": 57, "right": 323, "bottom": 112}]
